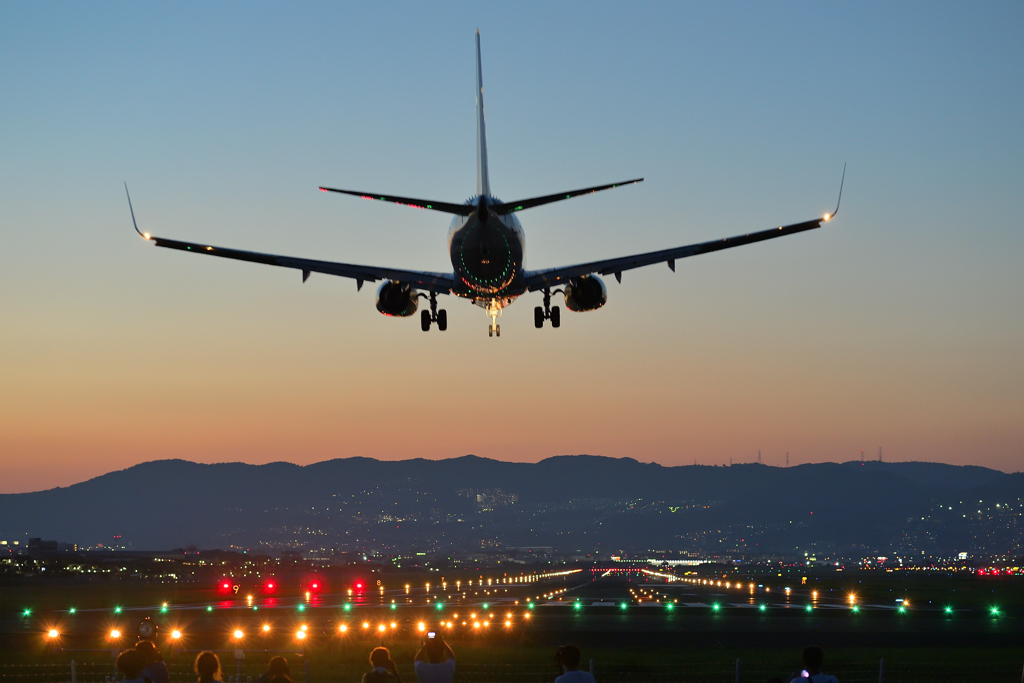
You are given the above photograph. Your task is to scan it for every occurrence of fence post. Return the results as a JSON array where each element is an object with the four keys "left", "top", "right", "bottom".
[
  {"left": 735, "top": 658, "right": 741, "bottom": 683},
  {"left": 304, "top": 657, "right": 311, "bottom": 683},
  {"left": 878, "top": 657, "right": 885, "bottom": 683},
  {"left": 71, "top": 660, "right": 77, "bottom": 683}
]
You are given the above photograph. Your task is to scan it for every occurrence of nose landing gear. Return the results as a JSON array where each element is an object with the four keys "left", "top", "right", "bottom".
[
  {"left": 534, "top": 288, "right": 562, "bottom": 329},
  {"left": 419, "top": 292, "right": 447, "bottom": 332},
  {"left": 486, "top": 300, "right": 501, "bottom": 337}
]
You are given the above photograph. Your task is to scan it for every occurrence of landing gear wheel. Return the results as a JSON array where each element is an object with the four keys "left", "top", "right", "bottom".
[
  {"left": 488, "top": 325, "right": 494, "bottom": 337},
  {"left": 437, "top": 309, "right": 448, "bottom": 331},
  {"left": 534, "top": 306, "right": 544, "bottom": 328},
  {"left": 550, "top": 305, "right": 560, "bottom": 328},
  {"left": 420, "top": 309, "right": 431, "bottom": 332},
  {"left": 495, "top": 324, "right": 500, "bottom": 337}
]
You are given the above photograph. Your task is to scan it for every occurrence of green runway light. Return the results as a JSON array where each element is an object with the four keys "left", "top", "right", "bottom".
[
  {"left": 297, "top": 605, "right": 305, "bottom": 612},
  {"left": 22, "top": 609, "right": 31, "bottom": 617},
  {"left": 160, "top": 607, "right": 168, "bottom": 613},
  {"left": 898, "top": 606, "right": 906, "bottom": 614},
  {"left": 69, "top": 608, "right": 76, "bottom": 615},
  {"left": 851, "top": 605, "right": 860, "bottom": 613},
  {"left": 206, "top": 606, "right": 213, "bottom": 612},
  {"left": 114, "top": 607, "right": 122, "bottom": 614},
  {"left": 759, "top": 604, "right": 767, "bottom": 612},
  {"left": 805, "top": 605, "right": 813, "bottom": 612},
  {"left": 482, "top": 603, "right": 488, "bottom": 609},
  {"left": 436, "top": 602, "right": 444, "bottom": 610},
  {"left": 620, "top": 602, "right": 628, "bottom": 610},
  {"left": 574, "top": 602, "right": 582, "bottom": 610},
  {"left": 253, "top": 606, "right": 258, "bottom": 611},
  {"left": 344, "top": 603, "right": 352, "bottom": 611},
  {"left": 944, "top": 606, "right": 953, "bottom": 615},
  {"left": 711, "top": 603, "right": 720, "bottom": 612},
  {"left": 666, "top": 603, "right": 674, "bottom": 611},
  {"left": 527, "top": 603, "right": 534, "bottom": 609},
  {"left": 990, "top": 606, "right": 1000, "bottom": 616},
  {"left": 390, "top": 604, "right": 396, "bottom": 610}
]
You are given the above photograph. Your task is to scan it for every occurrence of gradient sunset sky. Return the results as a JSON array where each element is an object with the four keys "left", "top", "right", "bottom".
[{"left": 1, "top": 2, "right": 1022, "bottom": 493}]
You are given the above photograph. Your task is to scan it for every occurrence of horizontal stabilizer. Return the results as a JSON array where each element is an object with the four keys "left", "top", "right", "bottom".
[
  {"left": 319, "top": 187, "right": 473, "bottom": 215},
  {"left": 495, "top": 178, "right": 643, "bottom": 214}
]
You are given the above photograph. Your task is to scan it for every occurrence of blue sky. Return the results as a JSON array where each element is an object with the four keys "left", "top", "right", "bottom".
[{"left": 1, "top": 2, "right": 1022, "bottom": 491}]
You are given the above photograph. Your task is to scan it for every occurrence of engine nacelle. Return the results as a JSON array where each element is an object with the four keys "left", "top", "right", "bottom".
[
  {"left": 563, "top": 275, "right": 607, "bottom": 312},
  {"left": 375, "top": 281, "right": 419, "bottom": 317}
]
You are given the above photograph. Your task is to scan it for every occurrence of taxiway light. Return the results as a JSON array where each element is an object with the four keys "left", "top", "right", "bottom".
[
  {"left": 47, "top": 629, "right": 59, "bottom": 639},
  {"left": 171, "top": 630, "right": 182, "bottom": 640},
  {"left": 109, "top": 629, "right": 121, "bottom": 639},
  {"left": 233, "top": 630, "right": 244, "bottom": 640}
]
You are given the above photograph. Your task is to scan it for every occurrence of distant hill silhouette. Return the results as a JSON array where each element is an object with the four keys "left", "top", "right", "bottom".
[{"left": 0, "top": 456, "right": 1020, "bottom": 556}]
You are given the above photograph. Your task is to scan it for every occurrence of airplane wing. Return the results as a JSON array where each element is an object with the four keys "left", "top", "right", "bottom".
[
  {"left": 524, "top": 168, "right": 845, "bottom": 291},
  {"left": 523, "top": 216, "right": 832, "bottom": 291},
  {"left": 494, "top": 178, "right": 643, "bottom": 214},
  {"left": 126, "top": 186, "right": 454, "bottom": 293}
]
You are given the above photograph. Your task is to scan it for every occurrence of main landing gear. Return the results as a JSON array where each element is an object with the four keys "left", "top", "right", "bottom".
[
  {"left": 534, "top": 288, "right": 561, "bottom": 329},
  {"left": 420, "top": 292, "right": 447, "bottom": 332}
]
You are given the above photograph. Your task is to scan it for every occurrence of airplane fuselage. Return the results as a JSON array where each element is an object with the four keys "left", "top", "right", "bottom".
[{"left": 448, "top": 196, "right": 527, "bottom": 310}]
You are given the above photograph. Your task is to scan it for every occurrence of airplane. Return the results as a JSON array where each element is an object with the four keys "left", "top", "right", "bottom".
[{"left": 127, "top": 30, "right": 843, "bottom": 338}]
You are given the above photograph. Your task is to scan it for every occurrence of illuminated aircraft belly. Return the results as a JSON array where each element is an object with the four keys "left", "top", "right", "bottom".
[{"left": 451, "top": 222, "right": 521, "bottom": 294}]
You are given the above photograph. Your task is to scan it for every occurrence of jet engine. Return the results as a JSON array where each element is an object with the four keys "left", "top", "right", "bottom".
[
  {"left": 563, "top": 275, "right": 607, "bottom": 312},
  {"left": 375, "top": 281, "right": 419, "bottom": 317}
]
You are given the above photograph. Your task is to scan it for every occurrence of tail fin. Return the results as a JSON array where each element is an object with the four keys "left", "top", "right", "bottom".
[{"left": 475, "top": 29, "right": 490, "bottom": 197}]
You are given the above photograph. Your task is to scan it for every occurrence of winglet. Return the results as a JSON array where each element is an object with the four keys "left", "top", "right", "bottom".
[
  {"left": 824, "top": 163, "right": 846, "bottom": 222},
  {"left": 124, "top": 183, "right": 151, "bottom": 239}
]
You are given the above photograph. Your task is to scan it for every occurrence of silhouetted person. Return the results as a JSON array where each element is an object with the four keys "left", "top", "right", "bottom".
[
  {"left": 414, "top": 632, "right": 455, "bottom": 683},
  {"left": 195, "top": 652, "right": 223, "bottom": 683},
  {"left": 136, "top": 641, "right": 168, "bottom": 683},
  {"left": 117, "top": 649, "right": 147, "bottom": 683},
  {"left": 362, "top": 647, "right": 401, "bottom": 683},
  {"left": 554, "top": 645, "right": 595, "bottom": 683},
  {"left": 789, "top": 646, "right": 838, "bottom": 683},
  {"left": 256, "top": 657, "right": 291, "bottom": 683}
]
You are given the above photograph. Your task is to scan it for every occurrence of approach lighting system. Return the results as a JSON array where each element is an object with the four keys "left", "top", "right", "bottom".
[
  {"left": 171, "top": 630, "right": 182, "bottom": 640},
  {"left": 233, "top": 629, "right": 244, "bottom": 641},
  {"left": 296, "top": 630, "right": 306, "bottom": 640},
  {"left": 47, "top": 629, "right": 59, "bottom": 639},
  {"left": 262, "top": 624, "right": 271, "bottom": 633},
  {"left": 109, "top": 629, "right": 122, "bottom": 640}
]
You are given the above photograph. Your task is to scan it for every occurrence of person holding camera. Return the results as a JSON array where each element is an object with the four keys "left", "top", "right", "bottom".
[
  {"left": 555, "top": 645, "right": 595, "bottom": 683},
  {"left": 414, "top": 631, "right": 456, "bottom": 683}
]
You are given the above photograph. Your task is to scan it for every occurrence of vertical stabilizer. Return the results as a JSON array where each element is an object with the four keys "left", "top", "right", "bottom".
[{"left": 475, "top": 29, "right": 491, "bottom": 197}]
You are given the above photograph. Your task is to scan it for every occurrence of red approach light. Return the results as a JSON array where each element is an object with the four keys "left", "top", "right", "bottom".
[{"left": 355, "top": 582, "right": 364, "bottom": 590}]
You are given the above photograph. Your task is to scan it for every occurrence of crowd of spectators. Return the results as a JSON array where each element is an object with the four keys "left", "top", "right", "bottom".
[{"left": 114, "top": 639, "right": 838, "bottom": 682}]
